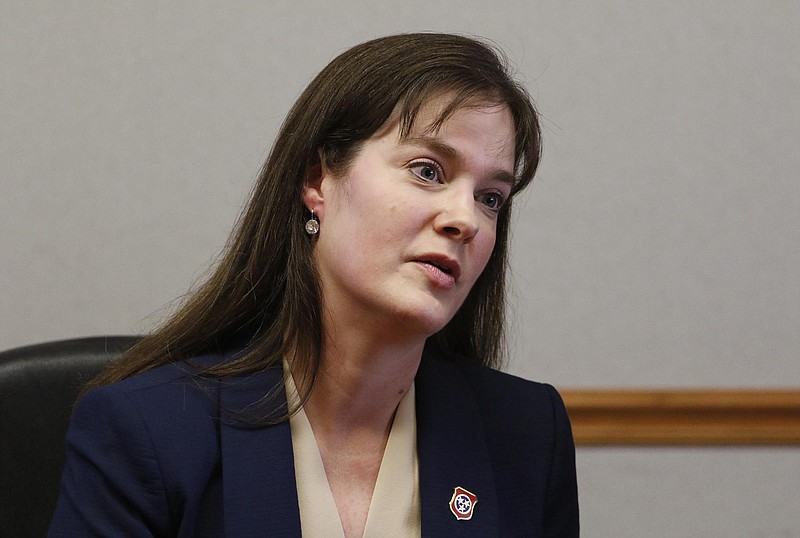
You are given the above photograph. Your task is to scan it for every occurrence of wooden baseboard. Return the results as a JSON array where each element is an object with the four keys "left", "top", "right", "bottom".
[{"left": 559, "top": 389, "right": 800, "bottom": 446}]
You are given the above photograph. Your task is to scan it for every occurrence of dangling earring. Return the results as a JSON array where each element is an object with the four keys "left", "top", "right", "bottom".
[{"left": 304, "top": 209, "right": 320, "bottom": 235}]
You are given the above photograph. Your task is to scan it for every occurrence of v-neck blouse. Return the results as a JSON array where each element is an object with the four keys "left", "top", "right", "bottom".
[{"left": 287, "top": 376, "right": 421, "bottom": 537}]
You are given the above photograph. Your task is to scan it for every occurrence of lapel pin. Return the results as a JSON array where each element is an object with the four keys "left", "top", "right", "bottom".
[{"left": 449, "top": 486, "right": 478, "bottom": 520}]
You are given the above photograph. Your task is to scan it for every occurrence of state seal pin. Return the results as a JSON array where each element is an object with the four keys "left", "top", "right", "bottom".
[{"left": 449, "top": 486, "right": 478, "bottom": 520}]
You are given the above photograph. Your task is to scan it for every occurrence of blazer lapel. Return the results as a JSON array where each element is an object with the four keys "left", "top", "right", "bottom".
[
  {"left": 218, "top": 368, "right": 302, "bottom": 537},
  {"left": 415, "top": 352, "right": 499, "bottom": 537}
]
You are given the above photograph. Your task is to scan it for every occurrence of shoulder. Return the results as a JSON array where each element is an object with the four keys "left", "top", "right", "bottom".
[
  {"left": 74, "top": 350, "right": 286, "bottom": 446},
  {"left": 418, "top": 351, "right": 567, "bottom": 429},
  {"left": 72, "top": 357, "right": 224, "bottom": 465},
  {"left": 79, "top": 359, "right": 218, "bottom": 423},
  {"left": 457, "top": 359, "right": 558, "bottom": 400},
  {"left": 80, "top": 347, "right": 252, "bottom": 415}
]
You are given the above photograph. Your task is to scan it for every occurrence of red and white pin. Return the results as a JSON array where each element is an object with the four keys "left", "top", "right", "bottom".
[{"left": 449, "top": 486, "right": 478, "bottom": 520}]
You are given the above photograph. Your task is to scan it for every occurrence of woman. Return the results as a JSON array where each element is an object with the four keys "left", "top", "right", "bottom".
[{"left": 49, "top": 33, "right": 579, "bottom": 537}]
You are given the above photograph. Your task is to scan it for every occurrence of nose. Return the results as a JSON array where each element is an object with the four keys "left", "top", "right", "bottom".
[{"left": 434, "top": 191, "right": 480, "bottom": 243}]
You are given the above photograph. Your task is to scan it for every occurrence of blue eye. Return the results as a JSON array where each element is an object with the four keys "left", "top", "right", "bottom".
[
  {"left": 409, "top": 161, "right": 442, "bottom": 183},
  {"left": 477, "top": 192, "right": 504, "bottom": 211}
]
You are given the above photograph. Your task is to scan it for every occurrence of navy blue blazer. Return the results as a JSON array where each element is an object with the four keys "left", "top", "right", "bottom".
[{"left": 49, "top": 350, "right": 579, "bottom": 537}]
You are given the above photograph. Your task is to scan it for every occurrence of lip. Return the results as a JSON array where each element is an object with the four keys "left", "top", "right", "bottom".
[{"left": 412, "top": 253, "right": 462, "bottom": 288}]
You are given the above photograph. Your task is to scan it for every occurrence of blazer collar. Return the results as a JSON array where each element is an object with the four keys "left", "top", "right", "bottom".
[
  {"left": 416, "top": 351, "right": 499, "bottom": 537},
  {"left": 218, "top": 367, "right": 302, "bottom": 537}
]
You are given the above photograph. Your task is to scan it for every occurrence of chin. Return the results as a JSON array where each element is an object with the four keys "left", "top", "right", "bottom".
[{"left": 387, "top": 297, "right": 457, "bottom": 338}]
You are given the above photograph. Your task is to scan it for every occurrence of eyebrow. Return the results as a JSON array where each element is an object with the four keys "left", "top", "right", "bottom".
[{"left": 402, "top": 135, "right": 517, "bottom": 188}]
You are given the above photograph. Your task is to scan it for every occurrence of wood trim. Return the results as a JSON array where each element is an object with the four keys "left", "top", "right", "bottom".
[{"left": 559, "top": 389, "right": 800, "bottom": 446}]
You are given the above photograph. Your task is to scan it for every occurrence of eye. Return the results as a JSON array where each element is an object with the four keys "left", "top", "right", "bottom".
[
  {"left": 409, "top": 160, "right": 443, "bottom": 183},
  {"left": 477, "top": 192, "right": 505, "bottom": 211}
]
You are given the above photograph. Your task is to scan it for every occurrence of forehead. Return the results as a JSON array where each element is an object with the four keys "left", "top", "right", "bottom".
[
  {"left": 375, "top": 94, "right": 516, "bottom": 155},
  {"left": 403, "top": 96, "right": 516, "bottom": 167},
  {"left": 375, "top": 91, "right": 512, "bottom": 137}
]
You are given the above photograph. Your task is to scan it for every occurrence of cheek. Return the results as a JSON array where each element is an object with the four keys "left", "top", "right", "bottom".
[
  {"left": 472, "top": 231, "right": 497, "bottom": 274},
  {"left": 364, "top": 191, "right": 429, "bottom": 244}
]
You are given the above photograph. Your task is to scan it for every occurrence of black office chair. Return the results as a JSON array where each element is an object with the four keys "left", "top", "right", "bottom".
[{"left": 0, "top": 336, "right": 140, "bottom": 538}]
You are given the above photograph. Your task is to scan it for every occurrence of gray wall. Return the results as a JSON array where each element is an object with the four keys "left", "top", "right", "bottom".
[{"left": 2, "top": 1, "right": 798, "bottom": 536}]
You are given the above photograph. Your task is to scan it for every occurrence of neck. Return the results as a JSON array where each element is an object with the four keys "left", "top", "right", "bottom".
[{"left": 297, "top": 314, "right": 425, "bottom": 439}]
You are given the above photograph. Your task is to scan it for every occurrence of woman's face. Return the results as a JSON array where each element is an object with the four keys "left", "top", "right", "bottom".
[{"left": 304, "top": 95, "right": 516, "bottom": 341}]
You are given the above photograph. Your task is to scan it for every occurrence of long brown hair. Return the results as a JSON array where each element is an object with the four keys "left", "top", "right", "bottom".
[{"left": 85, "top": 33, "right": 542, "bottom": 407}]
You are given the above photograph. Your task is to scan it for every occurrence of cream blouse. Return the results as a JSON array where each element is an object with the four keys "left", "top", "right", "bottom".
[{"left": 286, "top": 374, "right": 421, "bottom": 537}]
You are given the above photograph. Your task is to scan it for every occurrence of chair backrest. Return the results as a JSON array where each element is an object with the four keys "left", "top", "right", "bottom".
[{"left": 0, "top": 336, "right": 140, "bottom": 538}]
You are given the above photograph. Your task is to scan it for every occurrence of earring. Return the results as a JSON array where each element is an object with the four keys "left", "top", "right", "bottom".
[{"left": 304, "top": 209, "right": 320, "bottom": 235}]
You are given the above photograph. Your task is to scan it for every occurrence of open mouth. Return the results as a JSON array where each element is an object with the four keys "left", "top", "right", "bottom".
[
  {"left": 414, "top": 255, "right": 460, "bottom": 283},
  {"left": 423, "top": 260, "right": 452, "bottom": 274}
]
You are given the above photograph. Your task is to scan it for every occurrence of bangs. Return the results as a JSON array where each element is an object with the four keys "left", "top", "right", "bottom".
[{"left": 393, "top": 85, "right": 537, "bottom": 197}]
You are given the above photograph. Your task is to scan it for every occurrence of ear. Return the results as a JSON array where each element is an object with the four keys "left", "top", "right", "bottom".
[
  {"left": 302, "top": 163, "right": 323, "bottom": 211},
  {"left": 301, "top": 151, "right": 331, "bottom": 217}
]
